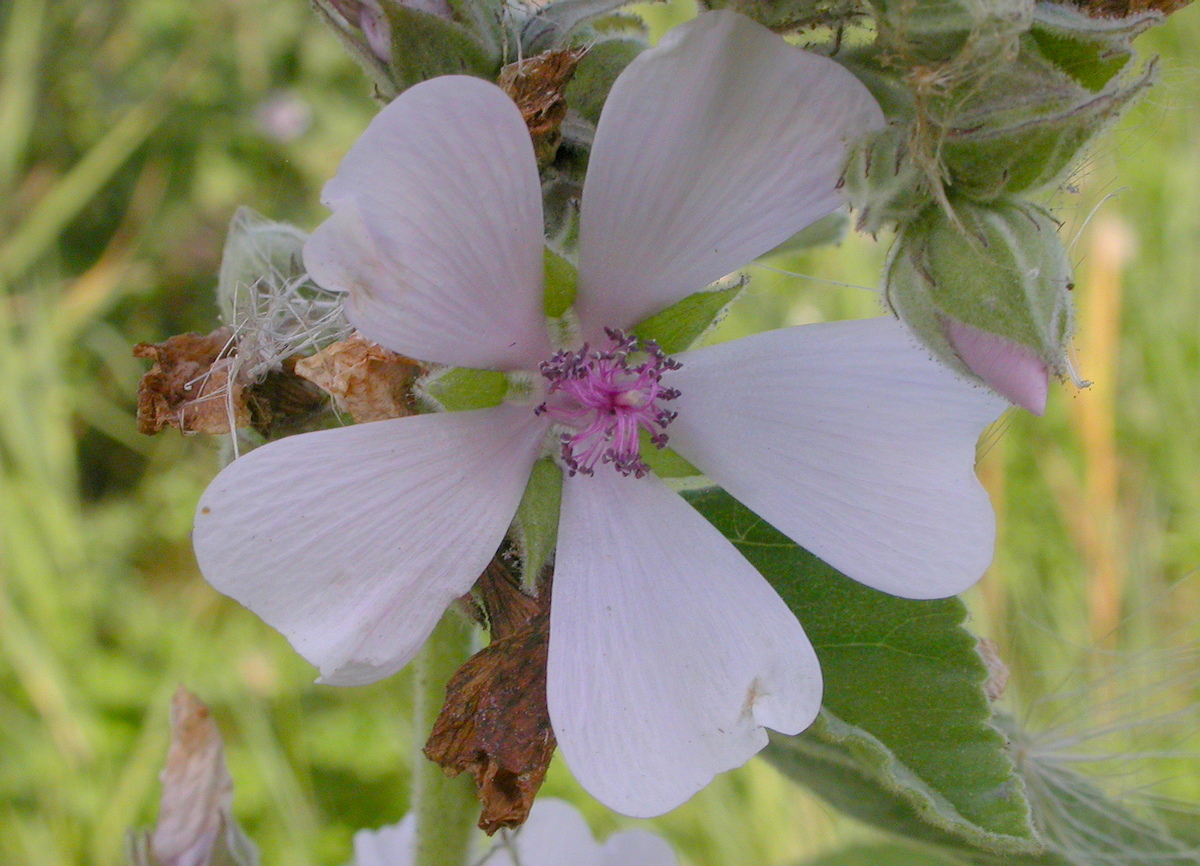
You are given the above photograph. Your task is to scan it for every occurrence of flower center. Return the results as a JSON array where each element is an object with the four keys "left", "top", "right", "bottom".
[{"left": 535, "top": 329, "right": 681, "bottom": 478}]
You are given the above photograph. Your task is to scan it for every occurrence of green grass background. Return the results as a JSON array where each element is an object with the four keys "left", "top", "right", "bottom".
[{"left": 1, "top": 0, "right": 1197, "bottom": 863}]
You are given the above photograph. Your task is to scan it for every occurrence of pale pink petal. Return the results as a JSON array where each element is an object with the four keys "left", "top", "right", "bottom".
[
  {"left": 193, "top": 405, "right": 547, "bottom": 685},
  {"left": 482, "top": 799, "right": 600, "bottom": 866},
  {"left": 946, "top": 318, "right": 1049, "bottom": 415},
  {"left": 358, "top": 0, "right": 392, "bottom": 62},
  {"left": 575, "top": 10, "right": 883, "bottom": 336},
  {"left": 549, "top": 466, "right": 821, "bottom": 817},
  {"left": 303, "top": 76, "right": 549, "bottom": 370},
  {"left": 669, "top": 317, "right": 1004, "bottom": 600},
  {"left": 353, "top": 815, "right": 415, "bottom": 866},
  {"left": 599, "top": 830, "right": 679, "bottom": 866}
]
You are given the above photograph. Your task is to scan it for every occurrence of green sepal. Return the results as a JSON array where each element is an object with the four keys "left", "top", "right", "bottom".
[
  {"left": 767, "top": 212, "right": 850, "bottom": 258},
  {"left": 544, "top": 246, "right": 578, "bottom": 318},
  {"left": 632, "top": 281, "right": 743, "bottom": 355},
  {"left": 684, "top": 488, "right": 1037, "bottom": 846},
  {"left": 866, "top": 0, "right": 1030, "bottom": 69},
  {"left": 637, "top": 429, "right": 700, "bottom": 479},
  {"left": 420, "top": 367, "right": 508, "bottom": 411},
  {"left": 1029, "top": 2, "right": 1160, "bottom": 92},
  {"left": 522, "top": 0, "right": 649, "bottom": 53},
  {"left": 564, "top": 38, "right": 645, "bottom": 128},
  {"left": 841, "top": 123, "right": 932, "bottom": 235},
  {"left": 939, "top": 42, "right": 1155, "bottom": 200},
  {"left": 835, "top": 47, "right": 918, "bottom": 119},
  {"left": 513, "top": 458, "right": 563, "bottom": 592},
  {"left": 884, "top": 196, "right": 1074, "bottom": 380}
]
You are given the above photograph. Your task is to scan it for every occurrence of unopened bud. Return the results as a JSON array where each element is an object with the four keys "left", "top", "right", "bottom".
[
  {"left": 940, "top": 51, "right": 1154, "bottom": 201},
  {"left": 867, "top": 0, "right": 1030, "bottom": 67},
  {"left": 884, "top": 197, "right": 1074, "bottom": 414},
  {"left": 841, "top": 123, "right": 930, "bottom": 235},
  {"left": 312, "top": 0, "right": 501, "bottom": 99}
]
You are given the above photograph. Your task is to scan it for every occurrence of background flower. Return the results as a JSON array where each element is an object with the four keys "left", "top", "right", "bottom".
[{"left": 352, "top": 798, "right": 677, "bottom": 866}]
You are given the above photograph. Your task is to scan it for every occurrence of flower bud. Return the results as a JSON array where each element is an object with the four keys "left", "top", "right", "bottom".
[
  {"left": 867, "top": 0, "right": 1030, "bottom": 68},
  {"left": 884, "top": 197, "right": 1075, "bottom": 414},
  {"left": 841, "top": 123, "right": 931, "bottom": 235},
  {"left": 702, "top": 0, "right": 869, "bottom": 31},
  {"left": 312, "top": 0, "right": 502, "bottom": 99},
  {"left": 939, "top": 50, "right": 1154, "bottom": 201}
]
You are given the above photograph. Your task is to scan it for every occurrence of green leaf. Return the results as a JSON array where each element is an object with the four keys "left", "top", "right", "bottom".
[
  {"left": 632, "top": 282, "right": 743, "bottom": 355},
  {"left": 797, "top": 842, "right": 967, "bottom": 866},
  {"left": 683, "top": 488, "right": 1038, "bottom": 852},
  {"left": 514, "top": 458, "right": 563, "bottom": 591},
  {"left": 421, "top": 368, "right": 508, "bottom": 411}
]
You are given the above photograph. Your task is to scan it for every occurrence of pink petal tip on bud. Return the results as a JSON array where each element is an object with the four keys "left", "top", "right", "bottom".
[{"left": 945, "top": 318, "right": 1049, "bottom": 415}]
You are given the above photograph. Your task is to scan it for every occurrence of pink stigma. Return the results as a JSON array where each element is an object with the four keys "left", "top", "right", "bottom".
[{"left": 536, "top": 329, "right": 681, "bottom": 478}]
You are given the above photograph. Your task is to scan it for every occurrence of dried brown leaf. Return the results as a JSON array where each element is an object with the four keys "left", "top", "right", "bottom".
[
  {"left": 150, "top": 688, "right": 235, "bottom": 866},
  {"left": 134, "top": 328, "right": 247, "bottom": 435},
  {"left": 425, "top": 562, "right": 556, "bottom": 834},
  {"left": 244, "top": 357, "right": 328, "bottom": 438},
  {"left": 293, "top": 332, "right": 422, "bottom": 423},
  {"left": 499, "top": 48, "right": 587, "bottom": 167}
]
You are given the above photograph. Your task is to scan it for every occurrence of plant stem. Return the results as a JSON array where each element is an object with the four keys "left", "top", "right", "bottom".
[{"left": 412, "top": 611, "right": 478, "bottom": 866}]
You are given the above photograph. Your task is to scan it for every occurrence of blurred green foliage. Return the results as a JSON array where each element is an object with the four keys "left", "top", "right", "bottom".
[{"left": 1, "top": 0, "right": 1197, "bottom": 864}]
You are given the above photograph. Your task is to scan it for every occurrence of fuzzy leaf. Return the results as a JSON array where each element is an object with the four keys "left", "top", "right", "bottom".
[
  {"left": 684, "top": 488, "right": 1038, "bottom": 850},
  {"left": 632, "top": 282, "right": 743, "bottom": 355},
  {"left": 797, "top": 843, "right": 967, "bottom": 866},
  {"left": 216, "top": 207, "right": 308, "bottom": 326}
]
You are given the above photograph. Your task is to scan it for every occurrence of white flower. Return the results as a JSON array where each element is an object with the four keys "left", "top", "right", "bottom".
[
  {"left": 352, "top": 798, "right": 676, "bottom": 866},
  {"left": 193, "top": 10, "right": 1004, "bottom": 818}
]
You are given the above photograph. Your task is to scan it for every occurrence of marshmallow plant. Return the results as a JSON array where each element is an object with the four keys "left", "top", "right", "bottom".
[
  {"left": 193, "top": 10, "right": 1004, "bottom": 821},
  {"left": 166, "top": 1, "right": 1200, "bottom": 864}
]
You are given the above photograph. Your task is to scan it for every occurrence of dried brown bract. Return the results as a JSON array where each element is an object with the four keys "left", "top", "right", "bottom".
[
  {"left": 293, "top": 332, "right": 423, "bottom": 423},
  {"left": 499, "top": 47, "right": 588, "bottom": 167},
  {"left": 245, "top": 357, "right": 329, "bottom": 438},
  {"left": 139, "top": 687, "right": 258, "bottom": 866},
  {"left": 425, "top": 560, "right": 556, "bottom": 834},
  {"left": 136, "top": 330, "right": 329, "bottom": 437},
  {"left": 135, "top": 328, "right": 247, "bottom": 435}
]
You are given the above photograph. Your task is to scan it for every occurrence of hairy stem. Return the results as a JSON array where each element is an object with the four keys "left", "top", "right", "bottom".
[{"left": 412, "top": 611, "right": 478, "bottom": 866}]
